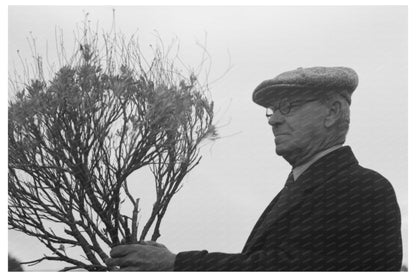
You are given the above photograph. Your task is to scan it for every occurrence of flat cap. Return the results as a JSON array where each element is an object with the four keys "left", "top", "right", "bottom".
[{"left": 252, "top": 66, "right": 359, "bottom": 107}]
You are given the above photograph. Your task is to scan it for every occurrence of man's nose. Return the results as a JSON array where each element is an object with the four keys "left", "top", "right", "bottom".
[{"left": 268, "top": 111, "right": 285, "bottom": 126}]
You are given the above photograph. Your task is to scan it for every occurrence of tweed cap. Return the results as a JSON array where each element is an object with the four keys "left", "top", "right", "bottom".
[{"left": 252, "top": 66, "right": 359, "bottom": 107}]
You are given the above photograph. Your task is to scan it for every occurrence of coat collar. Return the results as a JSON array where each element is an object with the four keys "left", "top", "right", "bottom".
[
  {"left": 294, "top": 145, "right": 358, "bottom": 193},
  {"left": 244, "top": 146, "right": 359, "bottom": 253},
  {"left": 292, "top": 144, "right": 343, "bottom": 181}
]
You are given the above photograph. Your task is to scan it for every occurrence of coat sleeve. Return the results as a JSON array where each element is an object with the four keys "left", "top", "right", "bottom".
[{"left": 174, "top": 247, "right": 294, "bottom": 271}]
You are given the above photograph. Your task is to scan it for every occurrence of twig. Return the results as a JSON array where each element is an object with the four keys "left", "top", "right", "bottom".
[{"left": 131, "top": 198, "right": 140, "bottom": 243}]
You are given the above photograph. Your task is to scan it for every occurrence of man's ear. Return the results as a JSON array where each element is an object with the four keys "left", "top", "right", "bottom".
[{"left": 324, "top": 100, "right": 342, "bottom": 128}]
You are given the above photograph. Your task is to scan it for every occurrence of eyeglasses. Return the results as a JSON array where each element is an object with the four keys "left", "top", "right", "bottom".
[{"left": 266, "top": 98, "right": 319, "bottom": 118}]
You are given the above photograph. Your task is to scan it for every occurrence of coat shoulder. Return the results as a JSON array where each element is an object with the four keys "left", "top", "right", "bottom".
[{"left": 334, "top": 163, "right": 396, "bottom": 194}]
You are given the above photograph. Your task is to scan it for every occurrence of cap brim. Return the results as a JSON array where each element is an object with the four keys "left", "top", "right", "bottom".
[{"left": 252, "top": 84, "right": 311, "bottom": 108}]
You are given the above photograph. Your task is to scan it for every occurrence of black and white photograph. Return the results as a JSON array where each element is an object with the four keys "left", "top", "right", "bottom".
[{"left": 6, "top": 3, "right": 410, "bottom": 272}]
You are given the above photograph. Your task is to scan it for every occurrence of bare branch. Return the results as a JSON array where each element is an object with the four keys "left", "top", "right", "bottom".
[{"left": 9, "top": 14, "right": 219, "bottom": 271}]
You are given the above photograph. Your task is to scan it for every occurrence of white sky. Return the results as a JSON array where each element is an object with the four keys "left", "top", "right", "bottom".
[{"left": 6, "top": 4, "right": 410, "bottom": 271}]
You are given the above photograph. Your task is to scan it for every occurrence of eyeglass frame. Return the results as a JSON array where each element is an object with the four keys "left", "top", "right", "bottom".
[{"left": 265, "top": 97, "right": 321, "bottom": 118}]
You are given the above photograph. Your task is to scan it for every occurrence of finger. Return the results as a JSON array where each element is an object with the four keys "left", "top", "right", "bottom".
[
  {"left": 140, "top": 241, "right": 156, "bottom": 246},
  {"left": 141, "top": 241, "right": 166, "bottom": 248},
  {"left": 106, "top": 257, "right": 137, "bottom": 268},
  {"left": 105, "top": 257, "right": 123, "bottom": 267},
  {"left": 119, "top": 266, "right": 142, "bottom": 271},
  {"left": 110, "top": 244, "right": 137, "bottom": 258}
]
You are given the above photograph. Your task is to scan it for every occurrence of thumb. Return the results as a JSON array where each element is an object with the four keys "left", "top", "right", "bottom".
[{"left": 141, "top": 241, "right": 167, "bottom": 248}]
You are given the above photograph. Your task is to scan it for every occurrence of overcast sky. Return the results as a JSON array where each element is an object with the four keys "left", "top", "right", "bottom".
[{"left": 7, "top": 5, "right": 408, "bottom": 271}]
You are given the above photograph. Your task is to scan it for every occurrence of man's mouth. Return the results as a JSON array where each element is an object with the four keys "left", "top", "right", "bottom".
[{"left": 274, "top": 134, "right": 288, "bottom": 144}]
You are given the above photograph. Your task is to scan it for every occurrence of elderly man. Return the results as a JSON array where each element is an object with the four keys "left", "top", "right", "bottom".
[{"left": 106, "top": 66, "right": 403, "bottom": 271}]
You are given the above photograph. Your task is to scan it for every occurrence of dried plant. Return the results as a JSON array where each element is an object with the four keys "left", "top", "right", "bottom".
[{"left": 8, "top": 18, "right": 217, "bottom": 271}]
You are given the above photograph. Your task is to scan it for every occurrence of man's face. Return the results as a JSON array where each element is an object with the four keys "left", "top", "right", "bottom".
[{"left": 267, "top": 96, "right": 328, "bottom": 164}]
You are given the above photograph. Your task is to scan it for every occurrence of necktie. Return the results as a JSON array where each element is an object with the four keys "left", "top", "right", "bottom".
[
  {"left": 257, "top": 171, "right": 295, "bottom": 222},
  {"left": 243, "top": 171, "right": 295, "bottom": 252},
  {"left": 276, "top": 171, "right": 294, "bottom": 208},
  {"left": 284, "top": 171, "right": 295, "bottom": 188}
]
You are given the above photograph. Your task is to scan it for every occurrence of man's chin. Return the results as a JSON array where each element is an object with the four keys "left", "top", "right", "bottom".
[
  {"left": 275, "top": 146, "right": 297, "bottom": 165},
  {"left": 274, "top": 145, "right": 289, "bottom": 156}
]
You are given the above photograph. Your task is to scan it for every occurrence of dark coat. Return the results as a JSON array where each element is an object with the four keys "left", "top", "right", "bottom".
[{"left": 174, "top": 146, "right": 403, "bottom": 271}]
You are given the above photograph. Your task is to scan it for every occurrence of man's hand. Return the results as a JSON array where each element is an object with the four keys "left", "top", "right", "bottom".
[{"left": 106, "top": 241, "right": 176, "bottom": 271}]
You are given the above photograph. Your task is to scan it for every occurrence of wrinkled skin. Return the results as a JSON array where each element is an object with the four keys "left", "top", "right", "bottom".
[
  {"left": 268, "top": 98, "right": 342, "bottom": 166},
  {"left": 106, "top": 241, "right": 176, "bottom": 271}
]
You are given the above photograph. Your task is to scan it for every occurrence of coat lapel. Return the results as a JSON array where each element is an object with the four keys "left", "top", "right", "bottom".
[
  {"left": 243, "top": 146, "right": 359, "bottom": 253},
  {"left": 242, "top": 188, "right": 285, "bottom": 253},
  {"left": 243, "top": 179, "right": 304, "bottom": 252}
]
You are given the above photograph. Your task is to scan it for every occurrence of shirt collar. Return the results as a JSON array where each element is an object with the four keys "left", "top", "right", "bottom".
[{"left": 292, "top": 144, "right": 344, "bottom": 181}]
